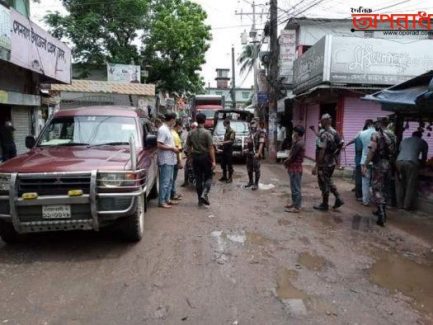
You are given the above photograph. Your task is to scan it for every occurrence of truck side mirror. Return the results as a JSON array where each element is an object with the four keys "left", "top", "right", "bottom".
[
  {"left": 145, "top": 134, "right": 157, "bottom": 148},
  {"left": 25, "top": 136, "right": 36, "bottom": 149}
]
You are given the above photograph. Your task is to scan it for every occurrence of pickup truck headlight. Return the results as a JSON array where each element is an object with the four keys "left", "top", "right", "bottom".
[
  {"left": 99, "top": 173, "right": 125, "bottom": 188},
  {"left": 0, "top": 174, "right": 11, "bottom": 192},
  {"left": 98, "top": 173, "right": 139, "bottom": 188}
]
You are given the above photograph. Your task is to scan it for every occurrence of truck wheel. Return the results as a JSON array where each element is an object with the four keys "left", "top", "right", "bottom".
[
  {"left": 148, "top": 177, "right": 159, "bottom": 200},
  {"left": 121, "top": 195, "right": 145, "bottom": 242},
  {"left": 0, "top": 221, "right": 19, "bottom": 244}
]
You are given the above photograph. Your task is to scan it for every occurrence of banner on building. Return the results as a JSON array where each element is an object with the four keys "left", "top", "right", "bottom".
[
  {"left": 0, "top": 5, "right": 11, "bottom": 51},
  {"left": 10, "top": 9, "right": 71, "bottom": 84},
  {"left": 293, "top": 35, "right": 433, "bottom": 94},
  {"left": 279, "top": 29, "right": 296, "bottom": 84},
  {"left": 107, "top": 63, "right": 141, "bottom": 83}
]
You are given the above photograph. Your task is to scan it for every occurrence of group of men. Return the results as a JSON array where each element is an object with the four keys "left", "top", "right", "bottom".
[
  {"left": 156, "top": 113, "right": 267, "bottom": 208},
  {"left": 347, "top": 116, "right": 428, "bottom": 225},
  {"left": 156, "top": 111, "right": 428, "bottom": 228}
]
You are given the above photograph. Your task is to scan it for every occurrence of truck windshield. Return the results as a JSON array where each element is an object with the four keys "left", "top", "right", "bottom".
[{"left": 38, "top": 116, "right": 139, "bottom": 147}]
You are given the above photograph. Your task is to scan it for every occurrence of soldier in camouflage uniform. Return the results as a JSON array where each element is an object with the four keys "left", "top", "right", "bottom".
[
  {"left": 245, "top": 119, "right": 266, "bottom": 191},
  {"left": 313, "top": 114, "right": 344, "bottom": 211},
  {"left": 218, "top": 118, "right": 236, "bottom": 183},
  {"left": 363, "top": 117, "right": 396, "bottom": 227}
]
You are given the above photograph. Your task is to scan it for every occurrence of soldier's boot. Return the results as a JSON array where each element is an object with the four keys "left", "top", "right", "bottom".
[
  {"left": 376, "top": 204, "right": 386, "bottom": 227},
  {"left": 226, "top": 170, "right": 233, "bottom": 183},
  {"left": 314, "top": 194, "right": 329, "bottom": 211},
  {"left": 245, "top": 172, "right": 254, "bottom": 188},
  {"left": 219, "top": 170, "right": 228, "bottom": 182},
  {"left": 252, "top": 171, "right": 260, "bottom": 191},
  {"left": 333, "top": 195, "right": 344, "bottom": 209}
]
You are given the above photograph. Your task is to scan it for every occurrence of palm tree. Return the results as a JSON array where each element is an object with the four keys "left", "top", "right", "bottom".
[{"left": 237, "top": 43, "right": 261, "bottom": 76}]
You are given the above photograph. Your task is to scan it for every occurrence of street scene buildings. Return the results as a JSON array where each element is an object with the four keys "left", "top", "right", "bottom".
[{"left": 0, "top": 0, "right": 433, "bottom": 324}]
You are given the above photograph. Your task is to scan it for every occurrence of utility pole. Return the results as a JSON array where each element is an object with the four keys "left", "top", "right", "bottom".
[
  {"left": 268, "top": 0, "right": 279, "bottom": 161},
  {"left": 235, "top": 1, "right": 261, "bottom": 109},
  {"left": 231, "top": 45, "right": 236, "bottom": 109}
]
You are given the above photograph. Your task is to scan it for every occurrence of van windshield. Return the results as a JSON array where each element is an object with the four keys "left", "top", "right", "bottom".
[
  {"left": 38, "top": 116, "right": 139, "bottom": 147},
  {"left": 214, "top": 120, "right": 249, "bottom": 136}
]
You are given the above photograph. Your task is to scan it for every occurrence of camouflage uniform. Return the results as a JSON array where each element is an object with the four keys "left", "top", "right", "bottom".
[
  {"left": 316, "top": 128, "right": 342, "bottom": 209},
  {"left": 245, "top": 128, "right": 266, "bottom": 189},
  {"left": 370, "top": 129, "right": 395, "bottom": 207},
  {"left": 220, "top": 126, "right": 236, "bottom": 181},
  {"left": 367, "top": 125, "right": 396, "bottom": 226}
]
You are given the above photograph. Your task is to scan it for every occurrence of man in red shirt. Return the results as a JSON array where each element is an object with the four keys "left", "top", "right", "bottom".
[{"left": 284, "top": 126, "right": 305, "bottom": 213}]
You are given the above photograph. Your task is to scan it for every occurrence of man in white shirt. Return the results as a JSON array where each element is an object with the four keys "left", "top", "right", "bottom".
[{"left": 157, "top": 113, "right": 179, "bottom": 208}]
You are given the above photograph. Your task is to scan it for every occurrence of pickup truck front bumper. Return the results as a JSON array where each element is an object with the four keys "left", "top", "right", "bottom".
[{"left": 0, "top": 171, "right": 147, "bottom": 234}]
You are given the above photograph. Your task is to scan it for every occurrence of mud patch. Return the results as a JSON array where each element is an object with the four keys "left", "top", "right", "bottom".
[
  {"left": 298, "top": 252, "right": 326, "bottom": 271},
  {"left": 246, "top": 232, "right": 274, "bottom": 246},
  {"left": 278, "top": 219, "right": 291, "bottom": 226},
  {"left": 275, "top": 268, "right": 305, "bottom": 300},
  {"left": 370, "top": 252, "right": 433, "bottom": 314}
]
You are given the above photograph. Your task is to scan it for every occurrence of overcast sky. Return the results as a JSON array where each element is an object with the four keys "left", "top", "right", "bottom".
[{"left": 31, "top": 0, "right": 433, "bottom": 89}]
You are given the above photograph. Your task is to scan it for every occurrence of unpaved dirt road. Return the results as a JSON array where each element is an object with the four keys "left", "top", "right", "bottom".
[{"left": 1, "top": 163, "right": 432, "bottom": 324}]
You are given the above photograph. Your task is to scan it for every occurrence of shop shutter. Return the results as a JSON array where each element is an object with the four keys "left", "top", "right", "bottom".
[
  {"left": 11, "top": 108, "right": 31, "bottom": 155},
  {"left": 342, "top": 97, "right": 383, "bottom": 167}
]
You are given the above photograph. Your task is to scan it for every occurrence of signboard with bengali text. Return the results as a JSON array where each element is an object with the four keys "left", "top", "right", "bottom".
[{"left": 10, "top": 9, "right": 71, "bottom": 83}]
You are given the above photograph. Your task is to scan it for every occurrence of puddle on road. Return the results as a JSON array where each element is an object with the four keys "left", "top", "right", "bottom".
[
  {"left": 369, "top": 252, "right": 433, "bottom": 314},
  {"left": 276, "top": 268, "right": 306, "bottom": 300},
  {"left": 297, "top": 252, "right": 326, "bottom": 271}
]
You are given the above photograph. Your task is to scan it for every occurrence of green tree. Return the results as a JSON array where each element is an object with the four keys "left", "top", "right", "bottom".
[
  {"left": 237, "top": 43, "right": 261, "bottom": 76},
  {"left": 141, "top": 0, "right": 211, "bottom": 93},
  {"left": 44, "top": 0, "right": 211, "bottom": 94},
  {"left": 44, "top": 0, "right": 150, "bottom": 65}
]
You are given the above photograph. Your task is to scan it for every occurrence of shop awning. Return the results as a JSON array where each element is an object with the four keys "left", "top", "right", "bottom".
[{"left": 363, "top": 71, "right": 433, "bottom": 115}]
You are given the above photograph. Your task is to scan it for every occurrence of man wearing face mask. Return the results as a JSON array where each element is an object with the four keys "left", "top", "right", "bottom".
[
  {"left": 218, "top": 118, "right": 236, "bottom": 183},
  {"left": 245, "top": 119, "right": 266, "bottom": 191}
]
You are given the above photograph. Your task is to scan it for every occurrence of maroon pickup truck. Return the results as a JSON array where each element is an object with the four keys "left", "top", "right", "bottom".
[{"left": 0, "top": 106, "right": 159, "bottom": 243}]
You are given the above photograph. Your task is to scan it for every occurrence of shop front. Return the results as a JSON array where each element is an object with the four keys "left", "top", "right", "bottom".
[
  {"left": 292, "top": 35, "right": 433, "bottom": 167},
  {"left": 364, "top": 71, "right": 433, "bottom": 212}
]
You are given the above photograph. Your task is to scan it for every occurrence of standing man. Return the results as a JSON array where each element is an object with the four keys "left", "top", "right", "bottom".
[
  {"left": 186, "top": 113, "right": 216, "bottom": 207},
  {"left": 363, "top": 117, "right": 396, "bottom": 226},
  {"left": 344, "top": 119, "right": 374, "bottom": 201},
  {"left": 284, "top": 125, "right": 305, "bottom": 213},
  {"left": 170, "top": 119, "right": 184, "bottom": 201},
  {"left": 219, "top": 118, "right": 236, "bottom": 183},
  {"left": 0, "top": 121, "right": 17, "bottom": 162},
  {"left": 277, "top": 123, "right": 286, "bottom": 151},
  {"left": 358, "top": 119, "right": 375, "bottom": 206},
  {"left": 395, "top": 131, "right": 428, "bottom": 210},
  {"left": 157, "top": 113, "right": 179, "bottom": 209},
  {"left": 245, "top": 119, "right": 266, "bottom": 191},
  {"left": 313, "top": 114, "right": 344, "bottom": 211}
]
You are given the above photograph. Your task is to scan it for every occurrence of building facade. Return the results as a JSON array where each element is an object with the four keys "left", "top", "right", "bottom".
[
  {"left": 0, "top": 0, "right": 71, "bottom": 154},
  {"left": 278, "top": 18, "right": 433, "bottom": 166},
  {"left": 291, "top": 34, "right": 433, "bottom": 167}
]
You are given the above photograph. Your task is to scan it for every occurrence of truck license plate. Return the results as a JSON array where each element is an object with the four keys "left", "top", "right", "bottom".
[{"left": 42, "top": 205, "right": 71, "bottom": 219}]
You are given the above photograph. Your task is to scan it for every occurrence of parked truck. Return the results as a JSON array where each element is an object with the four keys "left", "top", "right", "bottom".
[
  {"left": 190, "top": 95, "right": 225, "bottom": 129},
  {"left": 0, "top": 106, "right": 159, "bottom": 244}
]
